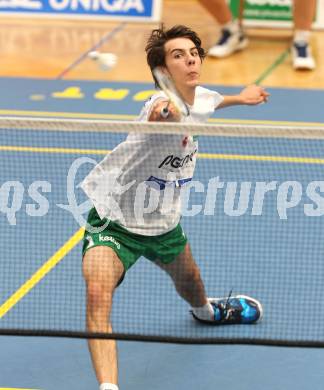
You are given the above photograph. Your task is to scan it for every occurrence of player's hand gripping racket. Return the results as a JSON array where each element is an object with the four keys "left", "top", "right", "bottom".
[{"left": 153, "top": 67, "right": 190, "bottom": 119}]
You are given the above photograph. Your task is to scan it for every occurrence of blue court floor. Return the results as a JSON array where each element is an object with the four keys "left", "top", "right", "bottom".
[{"left": 2, "top": 337, "right": 324, "bottom": 390}]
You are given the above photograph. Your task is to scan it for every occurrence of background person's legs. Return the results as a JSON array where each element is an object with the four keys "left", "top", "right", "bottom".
[
  {"left": 198, "top": 0, "right": 248, "bottom": 57},
  {"left": 198, "top": 0, "right": 232, "bottom": 25},
  {"left": 292, "top": 0, "right": 316, "bottom": 69},
  {"left": 293, "top": 0, "right": 316, "bottom": 30}
]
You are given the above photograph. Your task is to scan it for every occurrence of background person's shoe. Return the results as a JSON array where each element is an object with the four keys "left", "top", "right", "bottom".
[
  {"left": 291, "top": 42, "right": 315, "bottom": 70},
  {"left": 208, "top": 28, "right": 248, "bottom": 58}
]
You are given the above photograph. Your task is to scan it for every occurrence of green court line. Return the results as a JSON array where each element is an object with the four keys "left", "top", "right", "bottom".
[
  {"left": 254, "top": 48, "right": 290, "bottom": 85},
  {"left": 56, "top": 22, "right": 126, "bottom": 80}
]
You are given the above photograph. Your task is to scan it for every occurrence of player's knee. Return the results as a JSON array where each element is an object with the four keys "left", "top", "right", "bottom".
[{"left": 87, "top": 281, "right": 113, "bottom": 309}]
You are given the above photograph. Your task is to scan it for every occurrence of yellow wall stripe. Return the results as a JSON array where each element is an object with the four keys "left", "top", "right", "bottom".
[
  {"left": 0, "top": 388, "right": 41, "bottom": 390},
  {"left": 0, "top": 227, "right": 85, "bottom": 319}
]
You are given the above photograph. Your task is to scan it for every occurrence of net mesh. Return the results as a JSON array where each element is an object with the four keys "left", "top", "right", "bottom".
[{"left": 1, "top": 116, "right": 324, "bottom": 347}]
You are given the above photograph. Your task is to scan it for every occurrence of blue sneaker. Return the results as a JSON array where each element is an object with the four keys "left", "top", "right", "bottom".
[{"left": 191, "top": 295, "right": 263, "bottom": 325}]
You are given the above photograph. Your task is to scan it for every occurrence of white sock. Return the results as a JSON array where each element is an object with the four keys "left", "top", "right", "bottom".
[
  {"left": 222, "top": 19, "right": 240, "bottom": 34},
  {"left": 294, "top": 30, "right": 311, "bottom": 44},
  {"left": 99, "top": 383, "right": 119, "bottom": 390},
  {"left": 192, "top": 301, "right": 214, "bottom": 320}
]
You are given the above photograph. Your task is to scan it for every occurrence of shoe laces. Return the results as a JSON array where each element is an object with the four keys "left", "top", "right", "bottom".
[{"left": 219, "top": 289, "right": 239, "bottom": 321}]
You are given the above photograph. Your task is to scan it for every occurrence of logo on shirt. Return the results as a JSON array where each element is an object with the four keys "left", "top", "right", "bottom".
[{"left": 158, "top": 149, "right": 197, "bottom": 169}]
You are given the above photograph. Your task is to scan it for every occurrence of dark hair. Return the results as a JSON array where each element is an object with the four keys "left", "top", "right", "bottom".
[{"left": 145, "top": 25, "right": 206, "bottom": 88}]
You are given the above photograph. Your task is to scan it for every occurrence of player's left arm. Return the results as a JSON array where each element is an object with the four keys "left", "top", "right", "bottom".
[{"left": 217, "top": 85, "right": 270, "bottom": 109}]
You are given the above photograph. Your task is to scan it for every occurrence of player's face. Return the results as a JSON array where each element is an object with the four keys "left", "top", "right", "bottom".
[{"left": 163, "top": 37, "right": 202, "bottom": 90}]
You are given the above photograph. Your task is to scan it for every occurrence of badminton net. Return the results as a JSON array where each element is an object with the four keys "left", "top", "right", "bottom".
[{"left": 1, "top": 116, "right": 324, "bottom": 347}]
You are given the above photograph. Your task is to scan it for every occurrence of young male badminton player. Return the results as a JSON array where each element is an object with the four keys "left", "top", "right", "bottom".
[{"left": 81, "top": 25, "right": 269, "bottom": 390}]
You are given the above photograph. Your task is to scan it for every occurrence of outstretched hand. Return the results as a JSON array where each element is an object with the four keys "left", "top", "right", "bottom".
[{"left": 239, "top": 84, "right": 270, "bottom": 105}]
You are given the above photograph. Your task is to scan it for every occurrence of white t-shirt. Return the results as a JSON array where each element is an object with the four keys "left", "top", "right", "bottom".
[{"left": 81, "top": 86, "right": 224, "bottom": 235}]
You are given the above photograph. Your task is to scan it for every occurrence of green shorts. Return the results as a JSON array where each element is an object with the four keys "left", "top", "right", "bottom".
[{"left": 82, "top": 208, "right": 188, "bottom": 273}]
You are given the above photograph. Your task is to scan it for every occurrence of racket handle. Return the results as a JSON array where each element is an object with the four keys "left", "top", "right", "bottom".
[{"left": 160, "top": 106, "right": 169, "bottom": 119}]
